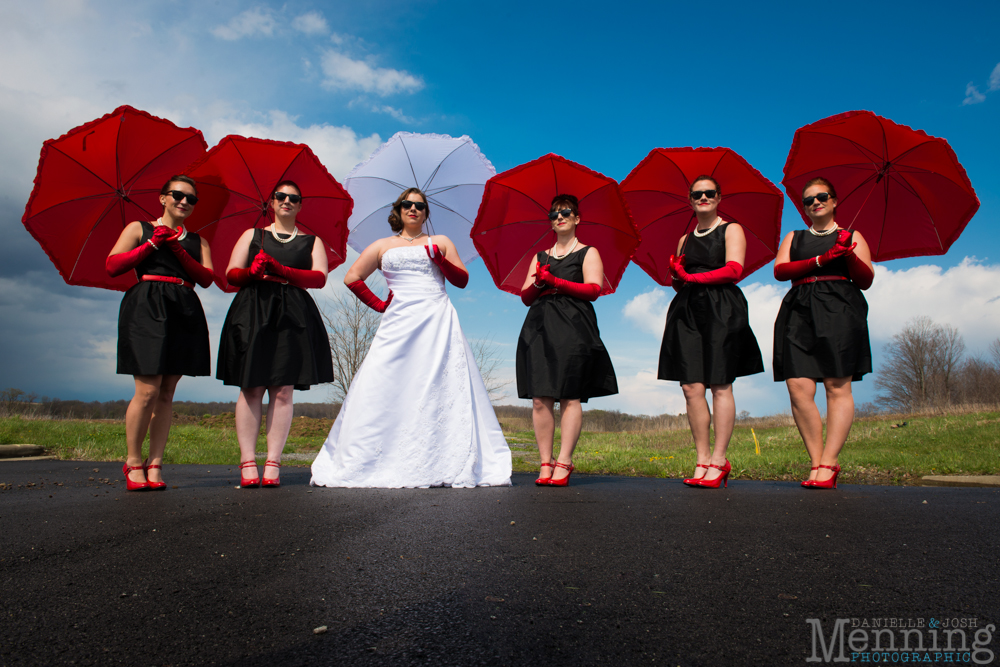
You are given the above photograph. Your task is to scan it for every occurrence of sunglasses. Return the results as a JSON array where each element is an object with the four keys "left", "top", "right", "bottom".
[
  {"left": 548, "top": 208, "right": 576, "bottom": 221},
  {"left": 273, "top": 192, "right": 302, "bottom": 204},
  {"left": 689, "top": 190, "right": 718, "bottom": 200},
  {"left": 400, "top": 200, "right": 427, "bottom": 211},
  {"left": 802, "top": 192, "right": 832, "bottom": 207},
  {"left": 165, "top": 190, "right": 198, "bottom": 205}
]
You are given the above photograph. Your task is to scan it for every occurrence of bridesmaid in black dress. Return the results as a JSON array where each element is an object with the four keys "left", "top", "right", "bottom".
[
  {"left": 217, "top": 181, "right": 334, "bottom": 488},
  {"left": 659, "top": 176, "right": 763, "bottom": 488},
  {"left": 516, "top": 194, "right": 618, "bottom": 486},
  {"left": 773, "top": 177, "right": 874, "bottom": 489},
  {"left": 106, "top": 175, "right": 215, "bottom": 491}
]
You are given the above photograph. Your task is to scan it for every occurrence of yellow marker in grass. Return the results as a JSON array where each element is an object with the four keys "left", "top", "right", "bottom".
[{"left": 752, "top": 428, "right": 760, "bottom": 455}]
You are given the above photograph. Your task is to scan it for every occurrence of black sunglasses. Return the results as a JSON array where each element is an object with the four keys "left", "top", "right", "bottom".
[
  {"left": 548, "top": 208, "right": 576, "bottom": 221},
  {"left": 166, "top": 190, "right": 198, "bottom": 205},
  {"left": 689, "top": 190, "right": 718, "bottom": 200},
  {"left": 273, "top": 192, "right": 302, "bottom": 204},
  {"left": 802, "top": 192, "right": 832, "bottom": 207},
  {"left": 400, "top": 200, "right": 427, "bottom": 211}
]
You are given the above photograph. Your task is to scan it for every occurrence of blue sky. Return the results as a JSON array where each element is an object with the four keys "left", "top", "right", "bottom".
[{"left": 1, "top": 0, "right": 999, "bottom": 416}]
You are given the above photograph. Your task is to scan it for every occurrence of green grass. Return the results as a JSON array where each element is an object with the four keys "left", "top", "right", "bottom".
[{"left": 2, "top": 411, "right": 998, "bottom": 483}]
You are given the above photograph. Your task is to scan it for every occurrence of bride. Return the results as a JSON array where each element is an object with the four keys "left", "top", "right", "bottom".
[{"left": 310, "top": 188, "right": 512, "bottom": 488}]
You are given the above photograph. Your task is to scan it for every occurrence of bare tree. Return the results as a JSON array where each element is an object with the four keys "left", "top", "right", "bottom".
[
  {"left": 321, "top": 287, "right": 384, "bottom": 403},
  {"left": 875, "top": 316, "right": 965, "bottom": 411},
  {"left": 468, "top": 334, "right": 512, "bottom": 402}
]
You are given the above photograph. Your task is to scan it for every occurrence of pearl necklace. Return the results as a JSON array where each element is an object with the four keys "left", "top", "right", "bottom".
[
  {"left": 397, "top": 231, "right": 426, "bottom": 243},
  {"left": 550, "top": 237, "right": 579, "bottom": 260},
  {"left": 155, "top": 217, "right": 186, "bottom": 241},
  {"left": 692, "top": 217, "right": 723, "bottom": 238},
  {"left": 808, "top": 224, "right": 839, "bottom": 237},
  {"left": 270, "top": 223, "right": 298, "bottom": 243}
]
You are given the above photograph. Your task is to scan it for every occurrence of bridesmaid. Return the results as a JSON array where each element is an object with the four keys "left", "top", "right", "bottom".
[
  {"left": 106, "top": 175, "right": 214, "bottom": 491},
  {"left": 659, "top": 176, "right": 763, "bottom": 488},
  {"left": 217, "top": 181, "right": 334, "bottom": 488},
  {"left": 517, "top": 194, "right": 618, "bottom": 487},
  {"left": 773, "top": 177, "right": 874, "bottom": 489}
]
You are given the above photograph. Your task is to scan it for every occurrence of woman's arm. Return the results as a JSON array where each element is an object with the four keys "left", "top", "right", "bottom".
[
  {"left": 425, "top": 235, "right": 468, "bottom": 288},
  {"left": 535, "top": 246, "right": 602, "bottom": 302},
  {"left": 671, "top": 224, "right": 745, "bottom": 285},
  {"left": 225, "top": 229, "right": 258, "bottom": 287},
  {"left": 845, "top": 231, "right": 874, "bottom": 289},
  {"left": 345, "top": 239, "right": 392, "bottom": 312},
  {"left": 264, "top": 236, "right": 328, "bottom": 289},
  {"left": 106, "top": 221, "right": 159, "bottom": 277}
]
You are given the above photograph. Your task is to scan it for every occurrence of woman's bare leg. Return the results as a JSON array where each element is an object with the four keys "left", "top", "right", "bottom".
[
  {"left": 786, "top": 377, "right": 823, "bottom": 481},
  {"left": 145, "top": 374, "right": 181, "bottom": 484},
  {"left": 551, "top": 399, "right": 583, "bottom": 482},
  {"left": 703, "top": 383, "right": 734, "bottom": 481},
  {"left": 817, "top": 377, "right": 853, "bottom": 482},
  {"left": 532, "top": 397, "right": 556, "bottom": 481},
  {"left": 124, "top": 375, "right": 162, "bottom": 484},
  {"left": 235, "top": 386, "right": 266, "bottom": 481},
  {"left": 263, "top": 385, "right": 294, "bottom": 481},
  {"left": 681, "top": 382, "right": 711, "bottom": 479}
]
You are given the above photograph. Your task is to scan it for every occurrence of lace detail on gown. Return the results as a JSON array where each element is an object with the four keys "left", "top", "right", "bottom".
[{"left": 310, "top": 246, "right": 512, "bottom": 488}]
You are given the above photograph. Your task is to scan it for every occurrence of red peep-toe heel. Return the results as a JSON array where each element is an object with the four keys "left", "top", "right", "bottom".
[
  {"left": 239, "top": 460, "right": 260, "bottom": 489},
  {"left": 122, "top": 462, "right": 150, "bottom": 492},
  {"left": 546, "top": 461, "right": 575, "bottom": 487},
  {"left": 683, "top": 463, "right": 710, "bottom": 487},
  {"left": 697, "top": 459, "right": 731, "bottom": 489},
  {"left": 801, "top": 466, "right": 819, "bottom": 488},
  {"left": 535, "top": 461, "right": 555, "bottom": 486},
  {"left": 143, "top": 458, "right": 167, "bottom": 490},
  {"left": 805, "top": 464, "right": 840, "bottom": 490},
  {"left": 262, "top": 460, "right": 281, "bottom": 488}
]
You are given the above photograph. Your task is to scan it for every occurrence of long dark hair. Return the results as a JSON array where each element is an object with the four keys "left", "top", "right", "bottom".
[
  {"left": 160, "top": 175, "right": 197, "bottom": 195},
  {"left": 388, "top": 188, "right": 430, "bottom": 233}
]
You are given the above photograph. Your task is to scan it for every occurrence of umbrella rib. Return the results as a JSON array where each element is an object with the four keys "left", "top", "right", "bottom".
[
  {"left": 422, "top": 142, "right": 467, "bottom": 191},
  {"left": 43, "top": 145, "right": 117, "bottom": 197},
  {"left": 399, "top": 137, "right": 420, "bottom": 189},
  {"left": 124, "top": 135, "right": 202, "bottom": 194},
  {"left": 498, "top": 228, "right": 554, "bottom": 288},
  {"left": 232, "top": 142, "right": 266, "bottom": 203},
  {"left": 887, "top": 172, "right": 945, "bottom": 252},
  {"left": 69, "top": 196, "right": 121, "bottom": 281}
]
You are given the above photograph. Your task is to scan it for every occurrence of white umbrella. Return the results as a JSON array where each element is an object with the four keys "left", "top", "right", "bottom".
[{"left": 344, "top": 132, "right": 495, "bottom": 264}]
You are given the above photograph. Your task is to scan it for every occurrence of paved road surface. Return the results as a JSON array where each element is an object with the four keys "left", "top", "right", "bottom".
[{"left": 1, "top": 460, "right": 998, "bottom": 666}]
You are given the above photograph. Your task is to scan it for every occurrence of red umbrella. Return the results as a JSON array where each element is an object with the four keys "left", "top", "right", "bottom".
[
  {"left": 471, "top": 154, "right": 639, "bottom": 296},
  {"left": 620, "top": 147, "right": 783, "bottom": 285},
  {"left": 782, "top": 110, "right": 979, "bottom": 261},
  {"left": 183, "top": 136, "right": 354, "bottom": 292},
  {"left": 21, "top": 105, "right": 208, "bottom": 291}
]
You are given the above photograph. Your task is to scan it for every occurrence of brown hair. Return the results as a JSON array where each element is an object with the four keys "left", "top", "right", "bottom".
[
  {"left": 272, "top": 180, "right": 302, "bottom": 197},
  {"left": 689, "top": 175, "right": 720, "bottom": 196},
  {"left": 160, "top": 175, "right": 197, "bottom": 196},
  {"left": 802, "top": 177, "right": 837, "bottom": 199},
  {"left": 387, "top": 188, "right": 429, "bottom": 233},
  {"left": 550, "top": 193, "right": 579, "bottom": 216}
]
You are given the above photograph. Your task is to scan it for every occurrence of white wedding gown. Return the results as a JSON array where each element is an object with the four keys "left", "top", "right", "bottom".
[{"left": 310, "top": 245, "right": 512, "bottom": 488}]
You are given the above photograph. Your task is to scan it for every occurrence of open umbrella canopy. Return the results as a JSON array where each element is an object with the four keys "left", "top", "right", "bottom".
[
  {"left": 471, "top": 153, "right": 639, "bottom": 296},
  {"left": 621, "top": 147, "right": 782, "bottom": 285},
  {"left": 183, "top": 135, "right": 353, "bottom": 292},
  {"left": 344, "top": 132, "right": 495, "bottom": 264},
  {"left": 21, "top": 105, "right": 208, "bottom": 291},
  {"left": 782, "top": 110, "right": 979, "bottom": 262}
]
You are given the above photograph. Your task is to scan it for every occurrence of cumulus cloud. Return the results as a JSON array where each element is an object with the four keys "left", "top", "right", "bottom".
[
  {"left": 990, "top": 63, "right": 1000, "bottom": 92},
  {"left": 963, "top": 82, "right": 986, "bottom": 105},
  {"left": 211, "top": 7, "right": 277, "bottom": 41},
  {"left": 292, "top": 11, "right": 329, "bottom": 36},
  {"left": 320, "top": 50, "right": 424, "bottom": 96},
  {"left": 622, "top": 287, "right": 671, "bottom": 335}
]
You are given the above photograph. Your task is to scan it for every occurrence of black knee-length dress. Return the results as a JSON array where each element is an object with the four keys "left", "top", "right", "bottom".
[
  {"left": 217, "top": 229, "right": 334, "bottom": 390},
  {"left": 658, "top": 223, "right": 763, "bottom": 385},
  {"left": 117, "top": 221, "right": 211, "bottom": 376},
  {"left": 772, "top": 230, "right": 872, "bottom": 382},
  {"left": 516, "top": 247, "right": 618, "bottom": 402}
]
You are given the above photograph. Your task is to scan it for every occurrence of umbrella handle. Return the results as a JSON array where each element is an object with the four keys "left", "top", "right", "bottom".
[{"left": 426, "top": 235, "right": 435, "bottom": 257}]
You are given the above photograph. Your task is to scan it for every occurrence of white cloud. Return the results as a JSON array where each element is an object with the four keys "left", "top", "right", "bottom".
[
  {"left": 990, "top": 63, "right": 1000, "bottom": 92},
  {"left": 320, "top": 49, "right": 424, "bottom": 96},
  {"left": 372, "top": 104, "right": 415, "bottom": 124},
  {"left": 292, "top": 11, "right": 329, "bottom": 36},
  {"left": 211, "top": 7, "right": 276, "bottom": 41},
  {"left": 963, "top": 81, "right": 986, "bottom": 105},
  {"left": 622, "top": 287, "right": 670, "bottom": 335},
  {"left": 614, "top": 368, "right": 687, "bottom": 415}
]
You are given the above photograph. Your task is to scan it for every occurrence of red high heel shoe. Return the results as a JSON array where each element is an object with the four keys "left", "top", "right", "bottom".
[
  {"left": 143, "top": 458, "right": 167, "bottom": 490},
  {"left": 122, "top": 462, "right": 150, "bottom": 492},
  {"left": 535, "top": 461, "right": 555, "bottom": 486},
  {"left": 239, "top": 460, "right": 260, "bottom": 488},
  {"left": 697, "top": 459, "right": 731, "bottom": 488},
  {"left": 806, "top": 464, "right": 840, "bottom": 489},
  {"left": 546, "top": 461, "right": 574, "bottom": 487},
  {"left": 261, "top": 460, "right": 281, "bottom": 488},
  {"left": 683, "top": 463, "right": 710, "bottom": 487},
  {"left": 801, "top": 466, "right": 819, "bottom": 488}
]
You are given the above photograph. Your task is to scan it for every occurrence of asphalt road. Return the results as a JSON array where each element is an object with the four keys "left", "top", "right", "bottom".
[{"left": 1, "top": 460, "right": 998, "bottom": 666}]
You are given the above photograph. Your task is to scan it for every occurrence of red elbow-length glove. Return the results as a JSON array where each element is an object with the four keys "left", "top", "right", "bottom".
[
  {"left": 265, "top": 255, "right": 326, "bottom": 289},
  {"left": 425, "top": 243, "right": 468, "bottom": 288},
  {"left": 669, "top": 255, "right": 742, "bottom": 285},
  {"left": 347, "top": 279, "right": 393, "bottom": 313},
  {"left": 106, "top": 225, "right": 174, "bottom": 276},
  {"left": 226, "top": 251, "right": 270, "bottom": 288},
  {"left": 536, "top": 263, "right": 600, "bottom": 301},
  {"left": 520, "top": 262, "right": 548, "bottom": 306},
  {"left": 165, "top": 230, "right": 214, "bottom": 288}
]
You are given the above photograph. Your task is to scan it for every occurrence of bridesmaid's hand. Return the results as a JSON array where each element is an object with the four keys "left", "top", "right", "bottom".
[
  {"left": 535, "top": 262, "right": 555, "bottom": 287},
  {"left": 249, "top": 250, "right": 269, "bottom": 279},
  {"left": 836, "top": 229, "right": 853, "bottom": 247},
  {"left": 669, "top": 254, "right": 691, "bottom": 281},
  {"left": 150, "top": 224, "right": 174, "bottom": 248}
]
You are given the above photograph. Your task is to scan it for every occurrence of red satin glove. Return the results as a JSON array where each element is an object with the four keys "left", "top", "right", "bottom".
[
  {"left": 425, "top": 243, "right": 468, "bottom": 288},
  {"left": 106, "top": 241, "right": 156, "bottom": 277},
  {"left": 347, "top": 279, "right": 393, "bottom": 313},
  {"left": 667, "top": 255, "right": 685, "bottom": 292},
  {"left": 537, "top": 261, "right": 600, "bottom": 301},
  {"left": 165, "top": 230, "right": 213, "bottom": 288},
  {"left": 266, "top": 255, "right": 326, "bottom": 289},
  {"left": 774, "top": 258, "right": 817, "bottom": 282},
  {"left": 150, "top": 224, "right": 175, "bottom": 249},
  {"left": 226, "top": 267, "right": 252, "bottom": 287},
  {"left": 670, "top": 255, "right": 743, "bottom": 285},
  {"left": 520, "top": 262, "right": 548, "bottom": 306}
]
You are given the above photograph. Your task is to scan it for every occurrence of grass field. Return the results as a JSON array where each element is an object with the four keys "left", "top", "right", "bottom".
[{"left": 1, "top": 410, "right": 998, "bottom": 485}]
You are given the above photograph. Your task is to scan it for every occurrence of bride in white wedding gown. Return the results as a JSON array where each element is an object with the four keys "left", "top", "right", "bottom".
[{"left": 310, "top": 188, "right": 512, "bottom": 488}]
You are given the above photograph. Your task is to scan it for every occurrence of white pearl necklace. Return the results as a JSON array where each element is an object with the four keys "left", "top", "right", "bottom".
[
  {"left": 154, "top": 217, "right": 186, "bottom": 241},
  {"left": 692, "top": 217, "right": 723, "bottom": 238},
  {"left": 808, "top": 224, "right": 839, "bottom": 237},
  {"left": 549, "top": 237, "right": 579, "bottom": 260},
  {"left": 270, "top": 223, "right": 298, "bottom": 243}
]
